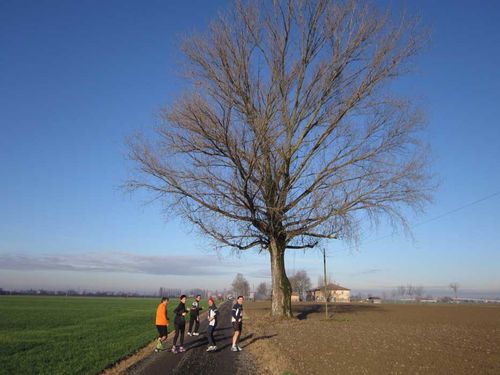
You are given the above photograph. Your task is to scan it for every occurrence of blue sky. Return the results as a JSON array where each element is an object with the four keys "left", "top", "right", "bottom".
[{"left": 1, "top": 0, "right": 499, "bottom": 297}]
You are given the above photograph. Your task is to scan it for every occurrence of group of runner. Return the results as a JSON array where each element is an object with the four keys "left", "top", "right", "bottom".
[{"left": 155, "top": 294, "right": 244, "bottom": 354}]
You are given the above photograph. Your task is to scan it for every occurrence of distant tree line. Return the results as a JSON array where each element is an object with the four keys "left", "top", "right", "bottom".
[
  {"left": 392, "top": 284, "right": 425, "bottom": 299},
  {"left": 158, "top": 287, "right": 223, "bottom": 299},
  {"left": 0, "top": 288, "right": 153, "bottom": 297}
]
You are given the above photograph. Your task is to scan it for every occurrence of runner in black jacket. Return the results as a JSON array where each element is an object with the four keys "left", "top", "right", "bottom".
[
  {"left": 172, "top": 295, "right": 188, "bottom": 353},
  {"left": 187, "top": 294, "right": 203, "bottom": 336},
  {"left": 231, "top": 296, "right": 244, "bottom": 351}
]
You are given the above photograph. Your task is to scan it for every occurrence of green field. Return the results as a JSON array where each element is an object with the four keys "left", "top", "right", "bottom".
[{"left": 0, "top": 295, "right": 207, "bottom": 375}]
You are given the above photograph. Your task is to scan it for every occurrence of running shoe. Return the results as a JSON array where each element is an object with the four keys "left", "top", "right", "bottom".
[
  {"left": 237, "top": 345, "right": 243, "bottom": 351},
  {"left": 231, "top": 346, "right": 238, "bottom": 352},
  {"left": 156, "top": 340, "right": 164, "bottom": 350},
  {"left": 178, "top": 346, "right": 186, "bottom": 353},
  {"left": 171, "top": 346, "right": 178, "bottom": 354},
  {"left": 187, "top": 332, "right": 192, "bottom": 336},
  {"left": 193, "top": 332, "right": 200, "bottom": 336}
]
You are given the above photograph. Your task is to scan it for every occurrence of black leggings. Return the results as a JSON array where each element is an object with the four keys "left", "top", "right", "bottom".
[
  {"left": 188, "top": 315, "right": 199, "bottom": 333},
  {"left": 173, "top": 321, "right": 185, "bottom": 346}
]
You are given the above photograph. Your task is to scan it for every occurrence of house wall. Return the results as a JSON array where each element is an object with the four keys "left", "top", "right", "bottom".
[
  {"left": 311, "top": 289, "right": 351, "bottom": 302},
  {"left": 334, "top": 290, "right": 350, "bottom": 302}
]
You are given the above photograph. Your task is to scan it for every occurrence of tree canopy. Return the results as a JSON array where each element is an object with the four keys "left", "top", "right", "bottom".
[{"left": 128, "top": 0, "right": 432, "bottom": 316}]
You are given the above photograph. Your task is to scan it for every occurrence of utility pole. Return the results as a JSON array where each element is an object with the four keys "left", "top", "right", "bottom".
[{"left": 323, "top": 247, "right": 328, "bottom": 319}]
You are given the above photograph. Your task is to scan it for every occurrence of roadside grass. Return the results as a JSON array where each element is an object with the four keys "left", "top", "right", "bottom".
[{"left": 0, "top": 295, "right": 207, "bottom": 374}]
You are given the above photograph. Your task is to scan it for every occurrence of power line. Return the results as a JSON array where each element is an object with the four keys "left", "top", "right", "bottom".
[
  {"left": 335, "top": 189, "right": 500, "bottom": 253},
  {"left": 412, "top": 190, "right": 500, "bottom": 229}
]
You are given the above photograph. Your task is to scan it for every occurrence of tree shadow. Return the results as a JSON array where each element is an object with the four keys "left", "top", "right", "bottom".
[
  {"left": 185, "top": 325, "right": 235, "bottom": 351},
  {"left": 333, "top": 304, "right": 385, "bottom": 314},
  {"left": 240, "top": 333, "right": 277, "bottom": 346},
  {"left": 214, "top": 325, "right": 232, "bottom": 332},
  {"left": 294, "top": 303, "right": 385, "bottom": 319},
  {"left": 185, "top": 337, "right": 209, "bottom": 351},
  {"left": 296, "top": 304, "right": 322, "bottom": 320},
  {"left": 211, "top": 332, "right": 277, "bottom": 352}
]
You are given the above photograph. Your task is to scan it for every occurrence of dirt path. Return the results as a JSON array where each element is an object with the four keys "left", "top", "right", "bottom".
[{"left": 125, "top": 302, "right": 260, "bottom": 375}]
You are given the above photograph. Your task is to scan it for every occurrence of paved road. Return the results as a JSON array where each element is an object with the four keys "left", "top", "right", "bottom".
[{"left": 127, "top": 302, "right": 258, "bottom": 375}]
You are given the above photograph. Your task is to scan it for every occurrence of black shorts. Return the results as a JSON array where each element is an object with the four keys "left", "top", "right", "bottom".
[
  {"left": 232, "top": 321, "right": 243, "bottom": 332},
  {"left": 156, "top": 325, "right": 168, "bottom": 337}
]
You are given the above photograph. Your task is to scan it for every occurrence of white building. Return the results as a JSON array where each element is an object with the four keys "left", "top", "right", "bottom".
[{"left": 307, "top": 283, "right": 351, "bottom": 302}]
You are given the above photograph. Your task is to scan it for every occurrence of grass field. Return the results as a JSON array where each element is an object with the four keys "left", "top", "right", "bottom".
[{"left": 0, "top": 295, "right": 207, "bottom": 375}]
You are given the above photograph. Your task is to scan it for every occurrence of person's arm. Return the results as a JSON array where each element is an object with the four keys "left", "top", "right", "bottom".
[
  {"left": 164, "top": 303, "right": 169, "bottom": 325},
  {"left": 231, "top": 304, "right": 239, "bottom": 320}
]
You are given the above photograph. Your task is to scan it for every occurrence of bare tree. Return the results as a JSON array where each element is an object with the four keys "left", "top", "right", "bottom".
[
  {"left": 289, "top": 270, "right": 312, "bottom": 300},
  {"left": 449, "top": 282, "right": 459, "bottom": 299},
  {"left": 391, "top": 289, "right": 398, "bottom": 299},
  {"left": 317, "top": 275, "right": 333, "bottom": 288},
  {"left": 395, "top": 285, "right": 407, "bottom": 298},
  {"left": 232, "top": 273, "right": 250, "bottom": 297},
  {"left": 256, "top": 281, "right": 270, "bottom": 298},
  {"left": 395, "top": 284, "right": 424, "bottom": 299},
  {"left": 128, "top": 0, "right": 432, "bottom": 317},
  {"left": 413, "top": 285, "right": 424, "bottom": 299}
]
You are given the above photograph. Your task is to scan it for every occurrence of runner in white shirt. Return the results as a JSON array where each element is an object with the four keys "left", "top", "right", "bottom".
[{"left": 206, "top": 297, "right": 219, "bottom": 352}]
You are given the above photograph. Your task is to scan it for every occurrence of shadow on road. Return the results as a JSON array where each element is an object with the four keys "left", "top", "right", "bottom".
[{"left": 186, "top": 325, "right": 277, "bottom": 353}]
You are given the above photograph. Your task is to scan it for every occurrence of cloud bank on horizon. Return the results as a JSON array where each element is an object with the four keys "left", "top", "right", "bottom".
[{"left": 0, "top": 251, "right": 240, "bottom": 276}]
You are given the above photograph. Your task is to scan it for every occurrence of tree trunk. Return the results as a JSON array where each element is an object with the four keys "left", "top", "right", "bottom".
[{"left": 270, "top": 238, "right": 292, "bottom": 318}]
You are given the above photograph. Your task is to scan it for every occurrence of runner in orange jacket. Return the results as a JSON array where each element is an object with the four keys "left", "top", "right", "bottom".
[{"left": 155, "top": 297, "right": 169, "bottom": 351}]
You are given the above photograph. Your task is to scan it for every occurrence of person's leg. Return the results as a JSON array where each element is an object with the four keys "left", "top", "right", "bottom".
[
  {"left": 173, "top": 323, "right": 179, "bottom": 347},
  {"left": 156, "top": 326, "right": 162, "bottom": 348},
  {"left": 161, "top": 326, "right": 168, "bottom": 346},
  {"left": 211, "top": 325, "right": 217, "bottom": 347},
  {"left": 188, "top": 316, "right": 194, "bottom": 334},
  {"left": 236, "top": 323, "right": 243, "bottom": 350},
  {"left": 207, "top": 325, "right": 213, "bottom": 346},
  {"left": 194, "top": 316, "right": 200, "bottom": 334},
  {"left": 179, "top": 321, "right": 185, "bottom": 346},
  {"left": 156, "top": 326, "right": 167, "bottom": 350},
  {"left": 232, "top": 330, "right": 239, "bottom": 348}
]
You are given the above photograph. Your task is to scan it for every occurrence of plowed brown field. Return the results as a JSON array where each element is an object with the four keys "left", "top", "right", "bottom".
[{"left": 244, "top": 301, "right": 500, "bottom": 375}]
